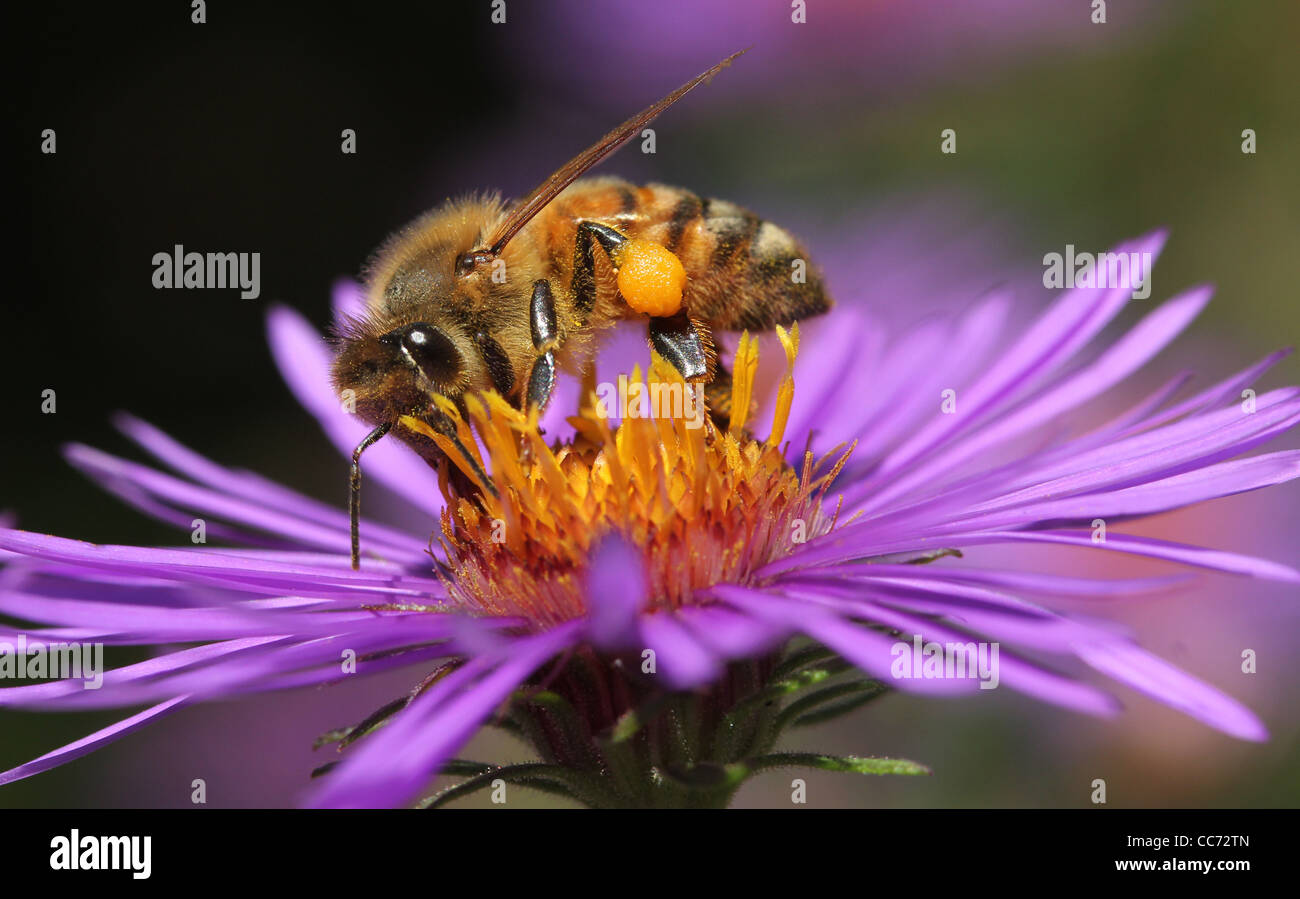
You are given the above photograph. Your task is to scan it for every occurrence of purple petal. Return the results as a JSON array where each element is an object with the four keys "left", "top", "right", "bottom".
[
  {"left": 780, "top": 583, "right": 1121, "bottom": 715},
  {"left": 1074, "top": 641, "right": 1268, "bottom": 741},
  {"left": 815, "top": 316, "right": 951, "bottom": 459},
  {"left": 771, "top": 305, "right": 879, "bottom": 452},
  {"left": 0, "top": 635, "right": 276, "bottom": 706},
  {"left": 815, "top": 564, "right": 1193, "bottom": 598},
  {"left": 65, "top": 444, "right": 427, "bottom": 566},
  {"left": 970, "top": 451, "right": 1300, "bottom": 528},
  {"left": 113, "top": 414, "right": 427, "bottom": 560},
  {"left": 780, "top": 392, "right": 1300, "bottom": 571},
  {"left": 1121, "top": 347, "right": 1294, "bottom": 436},
  {"left": 583, "top": 534, "right": 647, "bottom": 651},
  {"left": 331, "top": 277, "right": 366, "bottom": 327},
  {"left": 713, "top": 584, "right": 977, "bottom": 695},
  {"left": 861, "top": 284, "right": 1211, "bottom": 511},
  {"left": 969, "top": 388, "right": 1300, "bottom": 511},
  {"left": 969, "top": 529, "right": 1300, "bottom": 583},
  {"left": 676, "top": 603, "right": 790, "bottom": 659},
  {"left": 0, "top": 529, "right": 447, "bottom": 602},
  {"left": 0, "top": 697, "right": 191, "bottom": 786},
  {"left": 304, "top": 623, "right": 580, "bottom": 808},
  {"left": 842, "top": 293, "right": 1014, "bottom": 463},
  {"left": 638, "top": 613, "right": 722, "bottom": 690},
  {"left": 870, "top": 230, "right": 1167, "bottom": 486}
]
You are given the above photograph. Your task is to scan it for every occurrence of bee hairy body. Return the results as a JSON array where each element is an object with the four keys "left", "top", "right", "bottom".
[{"left": 338, "top": 175, "right": 829, "bottom": 426}]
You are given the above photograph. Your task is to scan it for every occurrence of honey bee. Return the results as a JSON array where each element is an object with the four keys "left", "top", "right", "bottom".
[{"left": 333, "top": 50, "right": 830, "bottom": 568}]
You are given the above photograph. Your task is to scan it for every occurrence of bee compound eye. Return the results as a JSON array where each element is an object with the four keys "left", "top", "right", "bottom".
[{"left": 394, "top": 323, "right": 461, "bottom": 387}]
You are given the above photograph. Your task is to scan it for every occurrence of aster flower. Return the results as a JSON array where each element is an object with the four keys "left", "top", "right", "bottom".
[{"left": 2, "top": 229, "right": 1298, "bottom": 808}]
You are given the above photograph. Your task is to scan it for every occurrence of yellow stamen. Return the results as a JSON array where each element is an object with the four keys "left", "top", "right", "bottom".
[
  {"left": 729, "top": 331, "right": 759, "bottom": 434},
  {"left": 767, "top": 322, "right": 800, "bottom": 448},
  {"left": 433, "top": 329, "right": 848, "bottom": 627}
]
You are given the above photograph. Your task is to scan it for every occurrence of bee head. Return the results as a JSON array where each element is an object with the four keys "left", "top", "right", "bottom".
[
  {"left": 332, "top": 194, "right": 524, "bottom": 429},
  {"left": 331, "top": 319, "right": 470, "bottom": 425}
]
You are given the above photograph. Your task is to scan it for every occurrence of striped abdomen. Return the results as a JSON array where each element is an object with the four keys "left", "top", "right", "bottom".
[{"left": 533, "top": 177, "right": 831, "bottom": 332}]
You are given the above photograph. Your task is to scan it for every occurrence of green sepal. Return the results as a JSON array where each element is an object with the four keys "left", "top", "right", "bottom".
[
  {"left": 439, "top": 759, "right": 496, "bottom": 778},
  {"left": 309, "top": 761, "right": 338, "bottom": 779},
  {"left": 603, "top": 693, "right": 672, "bottom": 744},
  {"left": 721, "top": 665, "right": 834, "bottom": 725},
  {"left": 660, "top": 761, "right": 750, "bottom": 791},
  {"left": 773, "top": 679, "right": 887, "bottom": 730},
  {"left": 312, "top": 696, "right": 407, "bottom": 752},
  {"left": 512, "top": 688, "right": 601, "bottom": 768},
  {"left": 417, "top": 762, "right": 592, "bottom": 809},
  {"left": 770, "top": 643, "right": 842, "bottom": 680}
]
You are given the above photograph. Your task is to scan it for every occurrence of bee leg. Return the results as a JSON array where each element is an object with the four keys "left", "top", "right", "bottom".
[
  {"left": 350, "top": 420, "right": 394, "bottom": 570},
  {"left": 527, "top": 351, "right": 557, "bottom": 411},
  {"left": 571, "top": 222, "right": 627, "bottom": 322},
  {"left": 648, "top": 313, "right": 733, "bottom": 430},
  {"left": 526, "top": 278, "right": 561, "bottom": 412},
  {"left": 648, "top": 311, "right": 709, "bottom": 381}
]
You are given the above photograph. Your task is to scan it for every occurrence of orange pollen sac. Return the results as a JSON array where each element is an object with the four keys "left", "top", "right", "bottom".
[
  {"left": 614, "top": 238, "right": 687, "bottom": 317},
  {"left": 408, "top": 324, "right": 850, "bottom": 629}
]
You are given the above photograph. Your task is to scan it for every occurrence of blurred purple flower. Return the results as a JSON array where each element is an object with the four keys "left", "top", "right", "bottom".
[
  {"left": 2, "top": 229, "right": 1298, "bottom": 808},
  {"left": 503, "top": 0, "right": 1172, "bottom": 106}
]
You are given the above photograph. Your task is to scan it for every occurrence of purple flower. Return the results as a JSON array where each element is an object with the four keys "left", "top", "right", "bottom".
[{"left": 2, "top": 230, "right": 1297, "bottom": 808}]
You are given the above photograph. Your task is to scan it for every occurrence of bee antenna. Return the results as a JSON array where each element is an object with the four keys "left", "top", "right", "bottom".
[
  {"left": 463, "top": 48, "right": 749, "bottom": 273},
  {"left": 350, "top": 421, "right": 394, "bottom": 569}
]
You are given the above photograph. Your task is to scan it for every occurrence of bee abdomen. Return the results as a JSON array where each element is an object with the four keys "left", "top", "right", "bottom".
[
  {"left": 539, "top": 180, "right": 830, "bottom": 333},
  {"left": 682, "top": 195, "right": 831, "bottom": 332}
]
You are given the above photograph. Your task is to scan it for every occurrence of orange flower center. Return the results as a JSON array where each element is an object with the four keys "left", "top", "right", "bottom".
[{"left": 404, "top": 326, "right": 851, "bottom": 628}]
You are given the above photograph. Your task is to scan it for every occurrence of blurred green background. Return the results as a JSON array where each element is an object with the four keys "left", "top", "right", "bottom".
[{"left": 5, "top": 0, "right": 1297, "bottom": 807}]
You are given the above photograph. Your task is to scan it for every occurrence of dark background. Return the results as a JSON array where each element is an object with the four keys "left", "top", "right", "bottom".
[
  {"left": 6, "top": 0, "right": 1299, "bottom": 807},
  {"left": 12, "top": 2, "right": 513, "bottom": 547}
]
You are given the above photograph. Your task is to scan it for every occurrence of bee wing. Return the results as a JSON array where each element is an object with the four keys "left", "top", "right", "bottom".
[{"left": 485, "top": 48, "right": 748, "bottom": 257}]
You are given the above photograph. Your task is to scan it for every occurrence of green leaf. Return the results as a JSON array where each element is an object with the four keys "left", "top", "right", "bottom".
[{"left": 747, "top": 752, "right": 931, "bottom": 776}]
